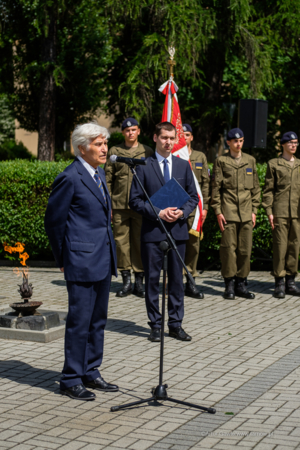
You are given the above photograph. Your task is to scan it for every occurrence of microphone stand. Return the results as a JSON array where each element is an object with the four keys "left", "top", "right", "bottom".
[{"left": 111, "top": 164, "right": 216, "bottom": 414}]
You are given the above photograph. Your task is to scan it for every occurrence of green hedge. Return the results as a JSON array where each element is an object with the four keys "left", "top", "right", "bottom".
[
  {"left": 0, "top": 160, "right": 71, "bottom": 261},
  {"left": 0, "top": 140, "right": 34, "bottom": 161},
  {"left": 0, "top": 160, "right": 273, "bottom": 267}
]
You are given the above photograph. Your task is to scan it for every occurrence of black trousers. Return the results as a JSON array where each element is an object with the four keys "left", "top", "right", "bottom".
[
  {"left": 141, "top": 240, "right": 186, "bottom": 329},
  {"left": 60, "top": 267, "right": 111, "bottom": 390}
]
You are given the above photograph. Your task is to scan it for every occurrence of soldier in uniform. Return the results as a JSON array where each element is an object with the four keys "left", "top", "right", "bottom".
[
  {"left": 182, "top": 124, "right": 210, "bottom": 299},
  {"left": 262, "top": 131, "right": 300, "bottom": 298},
  {"left": 105, "top": 118, "right": 154, "bottom": 297},
  {"left": 211, "top": 128, "right": 260, "bottom": 299}
]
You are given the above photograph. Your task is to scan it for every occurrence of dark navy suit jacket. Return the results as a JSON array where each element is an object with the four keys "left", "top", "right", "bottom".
[
  {"left": 129, "top": 154, "right": 199, "bottom": 242},
  {"left": 44, "top": 158, "right": 117, "bottom": 282}
]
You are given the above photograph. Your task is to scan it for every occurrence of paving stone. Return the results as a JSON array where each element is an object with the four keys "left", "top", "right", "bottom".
[{"left": 1, "top": 270, "right": 300, "bottom": 450}]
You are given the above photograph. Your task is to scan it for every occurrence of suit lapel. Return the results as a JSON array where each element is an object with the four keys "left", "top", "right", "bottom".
[
  {"left": 151, "top": 155, "right": 165, "bottom": 186},
  {"left": 99, "top": 169, "right": 111, "bottom": 209},
  {"left": 75, "top": 159, "right": 108, "bottom": 209},
  {"left": 171, "top": 155, "right": 180, "bottom": 179}
]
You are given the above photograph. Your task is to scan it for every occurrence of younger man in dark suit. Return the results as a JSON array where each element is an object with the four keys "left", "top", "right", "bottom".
[{"left": 129, "top": 122, "right": 198, "bottom": 342}]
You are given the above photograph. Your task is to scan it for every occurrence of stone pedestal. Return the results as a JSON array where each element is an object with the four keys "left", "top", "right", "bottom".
[{"left": 0, "top": 311, "right": 60, "bottom": 331}]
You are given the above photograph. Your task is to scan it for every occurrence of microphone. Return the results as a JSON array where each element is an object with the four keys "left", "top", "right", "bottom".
[{"left": 110, "top": 155, "right": 147, "bottom": 166}]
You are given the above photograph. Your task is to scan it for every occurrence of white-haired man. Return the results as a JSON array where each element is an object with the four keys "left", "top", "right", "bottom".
[{"left": 45, "top": 122, "right": 118, "bottom": 401}]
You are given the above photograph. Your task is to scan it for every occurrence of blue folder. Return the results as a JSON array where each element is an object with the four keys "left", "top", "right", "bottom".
[{"left": 147, "top": 178, "right": 190, "bottom": 210}]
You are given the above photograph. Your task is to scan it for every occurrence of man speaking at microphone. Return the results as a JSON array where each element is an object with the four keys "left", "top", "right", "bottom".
[{"left": 129, "top": 122, "right": 198, "bottom": 342}]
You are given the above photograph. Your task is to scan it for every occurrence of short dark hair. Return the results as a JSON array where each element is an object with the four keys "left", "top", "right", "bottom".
[{"left": 155, "top": 122, "right": 177, "bottom": 137}]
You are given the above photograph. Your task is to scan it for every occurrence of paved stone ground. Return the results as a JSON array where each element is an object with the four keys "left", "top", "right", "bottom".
[{"left": 0, "top": 267, "right": 300, "bottom": 450}]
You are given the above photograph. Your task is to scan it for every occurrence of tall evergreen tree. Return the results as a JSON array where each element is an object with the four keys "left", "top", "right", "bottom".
[{"left": 0, "top": 0, "right": 115, "bottom": 160}]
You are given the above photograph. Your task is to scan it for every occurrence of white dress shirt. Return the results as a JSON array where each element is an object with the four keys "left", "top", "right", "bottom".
[
  {"left": 78, "top": 156, "right": 98, "bottom": 178},
  {"left": 155, "top": 150, "right": 172, "bottom": 178}
]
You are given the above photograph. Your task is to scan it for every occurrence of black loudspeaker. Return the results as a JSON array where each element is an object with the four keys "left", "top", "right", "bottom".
[{"left": 238, "top": 99, "right": 268, "bottom": 148}]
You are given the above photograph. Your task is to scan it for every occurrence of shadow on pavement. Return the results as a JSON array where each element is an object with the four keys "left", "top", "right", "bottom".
[
  {"left": 0, "top": 360, "right": 60, "bottom": 392},
  {"left": 106, "top": 318, "right": 150, "bottom": 337},
  {"left": 51, "top": 280, "right": 66, "bottom": 286},
  {"left": 201, "top": 279, "right": 274, "bottom": 295}
]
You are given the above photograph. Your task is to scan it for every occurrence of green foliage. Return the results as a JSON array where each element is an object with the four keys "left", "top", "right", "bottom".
[
  {"left": 108, "top": 132, "right": 124, "bottom": 149},
  {"left": 0, "top": 160, "right": 71, "bottom": 260},
  {"left": 0, "top": 0, "right": 116, "bottom": 146},
  {"left": 55, "top": 151, "right": 75, "bottom": 162},
  {"left": 0, "top": 140, "right": 34, "bottom": 161},
  {"left": 0, "top": 94, "right": 15, "bottom": 145},
  {"left": 0, "top": 160, "right": 272, "bottom": 268}
]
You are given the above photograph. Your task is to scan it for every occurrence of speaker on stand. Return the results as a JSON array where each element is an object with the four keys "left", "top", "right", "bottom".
[{"left": 238, "top": 99, "right": 268, "bottom": 153}]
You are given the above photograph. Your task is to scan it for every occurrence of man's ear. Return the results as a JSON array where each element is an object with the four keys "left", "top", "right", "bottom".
[
  {"left": 226, "top": 140, "right": 230, "bottom": 147},
  {"left": 78, "top": 145, "right": 85, "bottom": 155},
  {"left": 191, "top": 135, "right": 194, "bottom": 142},
  {"left": 153, "top": 134, "right": 157, "bottom": 143}
]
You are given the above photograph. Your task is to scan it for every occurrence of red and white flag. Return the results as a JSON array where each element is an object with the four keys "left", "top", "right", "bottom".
[{"left": 159, "top": 79, "right": 203, "bottom": 236}]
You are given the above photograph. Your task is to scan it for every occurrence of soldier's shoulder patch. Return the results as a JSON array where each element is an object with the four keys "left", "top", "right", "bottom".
[
  {"left": 195, "top": 162, "right": 203, "bottom": 169},
  {"left": 246, "top": 168, "right": 253, "bottom": 174}
]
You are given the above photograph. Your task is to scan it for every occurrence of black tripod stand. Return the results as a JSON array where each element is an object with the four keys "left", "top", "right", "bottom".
[{"left": 111, "top": 164, "right": 216, "bottom": 414}]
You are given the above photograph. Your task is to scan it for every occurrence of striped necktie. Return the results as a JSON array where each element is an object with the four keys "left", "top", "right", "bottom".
[{"left": 94, "top": 171, "right": 107, "bottom": 204}]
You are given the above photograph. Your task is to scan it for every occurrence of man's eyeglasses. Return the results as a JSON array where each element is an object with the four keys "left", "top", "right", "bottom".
[{"left": 287, "top": 141, "right": 299, "bottom": 147}]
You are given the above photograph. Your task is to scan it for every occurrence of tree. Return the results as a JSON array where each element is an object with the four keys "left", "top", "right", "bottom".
[
  {"left": 0, "top": 0, "right": 116, "bottom": 160},
  {"left": 105, "top": 0, "right": 300, "bottom": 156}
]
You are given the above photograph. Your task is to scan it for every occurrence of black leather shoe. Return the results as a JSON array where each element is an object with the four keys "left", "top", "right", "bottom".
[
  {"left": 274, "top": 277, "right": 285, "bottom": 298},
  {"left": 148, "top": 328, "right": 161, "bottom": 342},
  {"left": 132, "top": 272, "right": 145, "bottom": 298},
  {"left": 285, "top": 275, "right": 300, "bottom": 296},
  {"left": 116, "top": 270, "right": 132, "bottom": 297},
  {"left": 60, "top": 384, "right": 95, "bottom": 401},
  {"left": 185, "top": 276, "right": 204, "bottom": 299},
  {"left": 84, "top": 376, "right": 119, "bottom": 392},
  {"left": 224, "top": 277, "right": 235, "bottom": 299},
  {"left": 169, "top": 327, "right": 192, "bottom": 341},
  {"left": 235, "top": 277, "right": 255, "bottom": 299}
]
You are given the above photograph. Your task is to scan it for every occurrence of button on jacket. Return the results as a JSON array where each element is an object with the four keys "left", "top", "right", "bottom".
[
  {"left": 211, "top": 153, "right": 260, "bottom": 222},
  {"left": 105, "top": 142, "right": 154, "bottom": 209},
  {"left": 262, "top": 157, "right": 300, "bottom": 218}
]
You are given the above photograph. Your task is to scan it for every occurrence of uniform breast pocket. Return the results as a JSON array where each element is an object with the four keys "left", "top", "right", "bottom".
[
  {"left": 276, "top": 169, "right": 289, "bottom": 186},
  {"left": 222, "top": 167, "right": 235, "bottom": 189},
  {"left": 244, "top": 167, "right": 254, "bottom": 189}
]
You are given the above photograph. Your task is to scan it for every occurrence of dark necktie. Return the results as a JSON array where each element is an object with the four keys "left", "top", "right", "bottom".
[
  {"left": 94, "top": 171, "right": 107, "bottom": 204},
  {"left": 163, "top": 159, "right": 170, "bottom": 182}
]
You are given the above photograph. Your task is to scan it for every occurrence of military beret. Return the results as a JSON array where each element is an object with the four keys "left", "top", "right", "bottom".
[
  {"left": 182, "top": 124, "right": 193, "bottom": 133},
  {"left": 280, "top": 131, "right": 298, "bottom": 144},
  {"left": 121, "top": 117, "right": 139, "bottom": 130},
  {"left": 227, "top": 128, "right": 244, "bottom": 140}
]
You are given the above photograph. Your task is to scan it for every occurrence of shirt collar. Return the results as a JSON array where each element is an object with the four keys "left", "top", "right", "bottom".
[
  {"left": 78, "top": 156, "right": 98, "bottom": 178},
  {"left": 155, "top": 150, "right": 172, "bottom": 163}
]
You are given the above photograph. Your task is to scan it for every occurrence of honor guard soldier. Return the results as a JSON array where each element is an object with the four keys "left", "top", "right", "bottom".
[
  {"left": 211, "top": 128, "right": 260, "bottom": 299},
  {"left": 182, "top": 124, "right": 210, "bottom": 299},
  {"left": 105, "top": 118, "right": 154, "bottom": 298},
  {"left": 262, "top": 131, "right": 300, "bottom": 298}
]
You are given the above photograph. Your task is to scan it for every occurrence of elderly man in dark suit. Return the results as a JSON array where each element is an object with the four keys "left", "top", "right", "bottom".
[
  {"left": 45, "top": 122, "right": 118, "bottom": 401},
  {"left": 129, "top": 122, "right": 198, "bottom": 343}
]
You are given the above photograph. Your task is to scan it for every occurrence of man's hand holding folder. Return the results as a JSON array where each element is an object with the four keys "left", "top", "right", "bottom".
[{"left": 159, "top": 207, "right": 183, "bottom": 222}]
